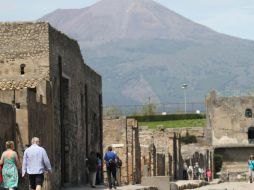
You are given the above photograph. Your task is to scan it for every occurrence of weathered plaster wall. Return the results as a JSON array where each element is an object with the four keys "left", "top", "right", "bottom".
[
  {"left": 206, "top": 91, "right": 254, "bottom": 146},
  {"left": 48, "top": 24, "right": 102, "bottom": 187}
]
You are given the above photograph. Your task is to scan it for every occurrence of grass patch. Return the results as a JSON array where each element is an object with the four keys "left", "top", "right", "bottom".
[{"left": 139, "top": 119, "right": 206, "bottom": 129}]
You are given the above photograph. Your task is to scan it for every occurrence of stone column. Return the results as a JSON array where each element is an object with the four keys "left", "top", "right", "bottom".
[
  {"left": 173, "top": 132, "right": 177, "bottom": 180},
  {"left": 134, "top": 126, "right": 141, "bottom": 184},
  {"left": 168, "top": 153, "right": 173, "bottom": 179},
  {"left": 157, "top": 153, "right": 165, "bottom": 176},
  {"left": 178, "top": 134, "right": 183, "bottom": 180}
]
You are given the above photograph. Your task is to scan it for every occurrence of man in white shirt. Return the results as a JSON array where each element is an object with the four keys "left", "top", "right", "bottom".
[{"left": 22, "top": 137, "right": 52, "bottom": 190}]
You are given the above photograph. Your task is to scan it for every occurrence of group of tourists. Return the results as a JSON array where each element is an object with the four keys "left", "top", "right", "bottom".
[
  {"left": 86, "top": 145, "right": 122, "bottom": 189},
  {"left": 0, "top": 137, "right": 52, "bottom": 190},
  {"left": 183, "top": 162, "right": 212, "bottom": 182},
  {"left": 0, "top": 138, "right": 121, "bottom": 190}
]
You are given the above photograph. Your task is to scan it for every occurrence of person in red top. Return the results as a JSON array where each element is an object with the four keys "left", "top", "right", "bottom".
[{"left": 206, "top": 169, "right": 212, "bottom": 182}]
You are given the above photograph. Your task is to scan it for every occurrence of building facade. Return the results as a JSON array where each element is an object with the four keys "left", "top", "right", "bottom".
[
  {"left": 0, "top": 22, "right": 102, "bottom": 189},
  {"left": 206, "top": 91, "right": 254, "bottom": 180}
]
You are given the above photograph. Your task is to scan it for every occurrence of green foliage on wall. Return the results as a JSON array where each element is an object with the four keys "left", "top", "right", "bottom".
[
  {"left": 129, "top": 113, "right": 205, "bottom": 122},
  {"left": 181, "top": 134, "right": 197, "bottom": 144},
  {"left": 104, "top": 106, "right": 123, "bottom": 118}
]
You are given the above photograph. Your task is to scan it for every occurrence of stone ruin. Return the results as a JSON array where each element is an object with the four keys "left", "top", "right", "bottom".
[
  {"left": 206, "top": 91, "right": 254, "bottom": 181},
  {"left": 103, "top": 117, "right": 212, "bottom": 185}
]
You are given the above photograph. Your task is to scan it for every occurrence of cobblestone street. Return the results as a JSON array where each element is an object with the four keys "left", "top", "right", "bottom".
[
  {"left": 189, "top": 182, "right": 254, "bottom": 190},
  {"left": 62, "top": 182, "right": 254, "bottom": 190},
  {"left": 62, "top": 185, "right": 156, "bottom": 190}
]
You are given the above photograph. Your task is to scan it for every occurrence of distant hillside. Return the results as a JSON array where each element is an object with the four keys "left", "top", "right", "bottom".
[{"left": 40, "top": 0, "right": 254, "bottom": 106}]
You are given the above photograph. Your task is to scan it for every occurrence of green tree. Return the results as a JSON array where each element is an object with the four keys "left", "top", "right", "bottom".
[
  {"left": 103, "top": 106, "right": 123, "bottom": 118},
  {"left": 141, "top": 103, "right": 157, "bottom": 116}
]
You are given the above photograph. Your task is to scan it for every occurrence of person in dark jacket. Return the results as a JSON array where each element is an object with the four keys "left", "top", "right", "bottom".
[{"left": 87, "top": 151, "right": 98, "bottom": 188}]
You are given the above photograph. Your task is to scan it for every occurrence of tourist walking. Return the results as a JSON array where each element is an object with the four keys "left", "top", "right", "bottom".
[
  {"left": 22, "top": 137, "right": 52, "bottom": 190},
  {"left": 0, "top": 141, "right": 20, "bottom": 190},
  {"left": 183, "top": 162, "right": 188, "bottom": 180},
  {"left": 104, "top": 146, "right": 117, "bottom": 189},
  {"left": 193, "top": 162, "right": 200, "bottom": 180},
  {"left": 87, "top": 151, "right": 98, "bottom": 188},
  {"left": 96, "top": 152, "right": 102, "bottom": 185},
  {"left": 187, "top": 166, "right": 193, "bottom": 180},
  {"left": 248, "top": 155, "right": 254, "bottom": 183},
  {"left": 206, "top": 168, "right": 212, "bottom": 182}
]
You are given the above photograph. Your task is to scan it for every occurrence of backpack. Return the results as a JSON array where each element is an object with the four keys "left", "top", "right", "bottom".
[
  {"left": 108, "top": 158, "right": 116, "bottom": 169},
  {"left": 116, "top": 159, "right": 122, "bottom": 168}
]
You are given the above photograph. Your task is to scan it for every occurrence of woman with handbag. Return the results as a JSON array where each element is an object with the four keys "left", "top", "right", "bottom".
[{"left": 0, "top": 141, "right": 20, "bottom": 190}]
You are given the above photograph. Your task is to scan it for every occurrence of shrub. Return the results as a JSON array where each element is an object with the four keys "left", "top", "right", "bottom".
[
  {"left": 181, "top": 135, "right": 197, "bottom": 144},
  {"left": 128, "top": 113, "right": 205, "bottom": 122}
]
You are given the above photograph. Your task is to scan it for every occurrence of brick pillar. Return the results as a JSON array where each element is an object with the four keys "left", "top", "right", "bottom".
[{"left": 168, "top": 153, "right": 173, "bottom": 179}]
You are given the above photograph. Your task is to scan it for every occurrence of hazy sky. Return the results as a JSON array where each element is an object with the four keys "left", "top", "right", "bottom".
[{"left": 0, "top": 0, "right": 253, "bottom": 40}]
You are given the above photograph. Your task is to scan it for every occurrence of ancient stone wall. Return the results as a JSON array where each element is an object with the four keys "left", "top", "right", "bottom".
[
  {"left": 104, "top": 117, "right": 209, "bottom": 181},
  {"left": 0, "top": 22, "right": 50, "bottom": 87},
  {"left": 206, "top": 91, "right": 254, "bottom": 180},
  {"left": 0, "top": 22, "right": 50, "bottom": 151},
  {"left": 0, "top": 22, "right": 102, "bottom": 189},
  {"left": 48, "top": 24, "right": 102, "bottom": 187},
  {"left": 139, "top": 127, "right": 205, "bottom": 177},
  {"left": 103, "top": 117, "right": 140, "bottom": 184},
  {"left": 206, "top": 91, "right": 254, "bottom": 146}
]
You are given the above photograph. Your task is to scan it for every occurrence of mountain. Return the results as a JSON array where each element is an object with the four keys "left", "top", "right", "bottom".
[{"left": 39, "top": 0, "right": 254, "bottom": 107}]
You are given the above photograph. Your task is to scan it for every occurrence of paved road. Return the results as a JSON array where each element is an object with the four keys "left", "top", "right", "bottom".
[
  {"left": 190, "top": 182, "right": 254, "bottom": 190},
  {"left": 63, "top": 182, "right": 254, "bottom": 190},
  {"left": 62, "top": 185, "right": 154, "bottom": 190}
]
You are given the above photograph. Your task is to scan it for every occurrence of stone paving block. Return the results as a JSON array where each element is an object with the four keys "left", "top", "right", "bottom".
[{"left": 62, "top": 185, "right": 158, "bottom": 190}]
